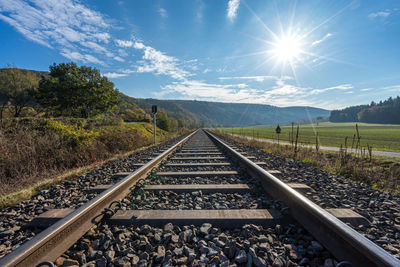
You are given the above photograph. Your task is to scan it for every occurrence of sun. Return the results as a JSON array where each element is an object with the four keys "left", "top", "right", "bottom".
[{"left": 270, "top": 34, "right": 303, "bottom": 63}]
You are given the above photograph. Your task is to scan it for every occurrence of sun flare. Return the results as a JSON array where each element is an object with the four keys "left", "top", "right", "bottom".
[{"left": 270, "top": 35, "right": 303, "bottom": 63}]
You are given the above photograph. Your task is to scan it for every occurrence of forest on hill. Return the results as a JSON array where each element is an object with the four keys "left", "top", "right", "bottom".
[
  {"left": 0, "top": 66, "right": 330, "bottom": 128},
  {"left": 123, "top": 97, "right": 330, "bottom": 127},
  {"left": 330, "top": 96, "right": 400, "bottom": 124}
]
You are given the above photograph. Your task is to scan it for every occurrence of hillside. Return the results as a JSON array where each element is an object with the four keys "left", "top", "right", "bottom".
[
  {"left": 1, "top": 67, "right": 330, "bottom": 127},
  {"left": 330, "top": 96, "right": 400, "bottom": 124},
  {"left": 124, "top": 96, "right": 330, "bottom": 127}
]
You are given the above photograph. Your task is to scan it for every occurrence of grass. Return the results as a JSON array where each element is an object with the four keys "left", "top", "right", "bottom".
[
  {"left": 212, "top": 131, "right": 400, "bottom": 194},
  {"left": 219, "top": 122, "right": 400, "bottom": 152}
]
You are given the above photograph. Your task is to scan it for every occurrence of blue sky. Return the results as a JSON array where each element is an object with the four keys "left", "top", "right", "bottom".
[{"left": 1, "top": 0, "right": 400, "bottom": 109}]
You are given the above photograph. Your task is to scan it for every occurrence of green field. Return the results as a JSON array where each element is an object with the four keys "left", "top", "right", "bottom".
[{"left": 218, "top": 122, "right": 400, "bottom": 152}]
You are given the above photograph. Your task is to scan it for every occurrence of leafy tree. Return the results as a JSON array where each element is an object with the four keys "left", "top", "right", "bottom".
[
  {"left": 156, "top": 110, "right": 170, "bottom": 131},
  {"left": 0, "top": 65, "right": 38, "bottom": 120},
  {"left": 36, "top": 63, "right": 119, "bottom": 118}
]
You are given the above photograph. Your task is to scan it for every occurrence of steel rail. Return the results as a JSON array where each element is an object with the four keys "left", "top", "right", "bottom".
[
  {"left": 0, "top": 130, "right": 197, "bottom": 267},
  {"left": 205, "top": 130, "right": 400, "bottom": 267}
]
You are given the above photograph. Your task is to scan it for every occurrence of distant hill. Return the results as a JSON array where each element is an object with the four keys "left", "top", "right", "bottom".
[
  {"left": 0, "top": 67, "right": 330, "bottom": 127},
  {"left": 0, "top": 68, "right": 48, "bottom": 80},
  {"left": 330, "top": 96, "right": 400, "bottom": 124},
  {"left": 123, "top": 96, "right": 330, "bottom": 127}
]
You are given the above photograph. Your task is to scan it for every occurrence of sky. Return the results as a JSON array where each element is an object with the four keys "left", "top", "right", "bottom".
[{"left": 1, "top": 0, "right": 400, "bottom": 110}]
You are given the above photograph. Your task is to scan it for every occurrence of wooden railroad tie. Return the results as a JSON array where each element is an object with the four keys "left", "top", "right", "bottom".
[{"left": 107, "top": 209, "right": 282, "bottom": 228}]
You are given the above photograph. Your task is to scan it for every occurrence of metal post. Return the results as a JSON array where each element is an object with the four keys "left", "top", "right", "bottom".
[
  {"left": 153, "top": 113, "right": 156, "bottom": 145},
  {"left": 152, "top": 105, "right": 157, "bottom": 145}
]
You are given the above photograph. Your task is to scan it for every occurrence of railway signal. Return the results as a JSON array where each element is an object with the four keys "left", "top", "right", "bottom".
[
  {"left": 152, "top": 105, "right": 157, "bottom": 144},
  {"left": 275, "top": 124, "right": 281, "bottom": 144}
]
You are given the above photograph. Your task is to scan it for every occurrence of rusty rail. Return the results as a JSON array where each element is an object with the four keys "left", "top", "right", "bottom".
[
  {"left": 0, "top": 131, "right": 197, "bottom": 267},
  {"left": 206, "top": 130, "right": 400, "bottom": 267}
]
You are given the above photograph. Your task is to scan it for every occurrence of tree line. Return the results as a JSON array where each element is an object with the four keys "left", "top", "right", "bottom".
[
  {"left": 0, "top": 63, "right": 182, "bottom": 131},
  {"left": 330, "top": 96, "right": 400, "bottom": 124}
]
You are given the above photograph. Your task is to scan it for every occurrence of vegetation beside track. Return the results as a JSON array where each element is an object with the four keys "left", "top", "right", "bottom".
[
  {"left": 0, "top": 117, "right": 188, "bottom": 200},
  {"left": 218, "top": 122, "right": 400, "bottom": 152},
  {"left": 213, "top": 130, "right": 400, "bottom": 194}
]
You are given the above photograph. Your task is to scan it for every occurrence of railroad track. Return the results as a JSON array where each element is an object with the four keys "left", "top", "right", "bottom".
[{"left": 0, "top": 129, "right": 399, "bottom": 266}]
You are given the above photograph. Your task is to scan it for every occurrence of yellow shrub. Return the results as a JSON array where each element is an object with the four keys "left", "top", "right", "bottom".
[{"left": 46, "top": 120, "right": 99, "bottom": 147}]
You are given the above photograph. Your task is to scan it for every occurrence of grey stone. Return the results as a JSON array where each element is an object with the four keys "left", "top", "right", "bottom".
[
  {"left": 253, "top": 256, "right": 267, "bottom": 267},
  {"left": 234, "top": 249, "right": 247, "bottom": 264},
  {"left": 200, "top": 223, "right": 212, "bottom": 235}
]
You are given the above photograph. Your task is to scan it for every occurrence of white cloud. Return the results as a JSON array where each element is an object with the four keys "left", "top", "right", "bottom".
[
  {"left": 158, "top": 7, "right": 167, "bottom": 18},
  {"left": 61, "top": 49, "right": 103, "bottom": 65},
  {"left": 0, "top": 0, "right": 120, "bottom": 64},
  {"left": 360, "top": 88, "right": 373, "bottom": 92},
  {"left": 103, "top": 72, "right": 128, "bottom": 78},
  {"left": 219, "top": 75, "right": 292, "bottom": 82},
  {"left": 368, "top": 11, "right": 391, "bottom": 19},
  {"left": 114, "top": 56, "right": 125, "bottom": 62},
  {"left": 310, "top": 83, "right": 353, "bottom": 94},
  {"left": 133, "top": 41, "right": 192, "bottom": 80},
  {"left": 115, "top": 39, "right": 134, "bottom": 48},
  {"left": 312, "top": 33, "right": 332, "bottom": 46},
  {"left": 103, "top": 69, "right": 134, "bottom": 78},
  {"left": 382, "top": 85, "right": 400, "bottom": 92},
  {"left": 227, "top": 0, "right": 240, "bottom": 21}
]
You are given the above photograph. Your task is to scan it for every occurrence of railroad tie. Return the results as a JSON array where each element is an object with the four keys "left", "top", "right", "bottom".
[
  {"left": 174, "top": 152, "right": 223, "bottom": 156},
  {"left": 143, "top": 184, "right": 251, "bottom": 194},
  {"left": 23, "top": 207, "right": 370, "bottom": 229},
  {"left": 107, "top": 209, "right": 282, "bottom": 228},
  {"left": 326, "top": 208, "right": 370, "bottom": 227},
  {"left": 86, "top": 184, "right": 112, "bottom": 194},
  {"left": 169, "top": 156, "right": 226, "bottom": 160},
  {"left": 156, "top": 170, "right": 238, "bottom": 177},
  {"left": 286, "top": 183, "right": 315, "bottom": 194},
  {"left": 24, "top": 209, "right": 74, "bottom": 229}
]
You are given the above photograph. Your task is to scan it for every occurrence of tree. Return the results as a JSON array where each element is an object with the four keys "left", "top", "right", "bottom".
[
  {"left": 156, "top": 110, "right": 170, "bottom": 131},
  {"left": 0, "top": 65, "right": 38, "bottom": 120},
  {"left": 36, "top": 62, "right": 119, "bottom": 117}
]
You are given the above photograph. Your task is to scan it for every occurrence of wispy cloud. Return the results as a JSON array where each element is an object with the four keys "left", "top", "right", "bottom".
[
  {"left": 103, "top": 69, "right": 134, "bottom": 79},
  {"left": 103, "top": 72, "right": 128, "bottom": 78},
  {"left": 115, "top": 39, "right": 134, "bottom": 48},
  {"left": 227, "top": 0, "right": 240, "bottom": 21},
  {"left": 195, "top": 0, "right": 205, "bottom": 22},
  {"left": 310, "top": 84, "right": 353, "bottom": 94},
  {"left": 61, "top": 49, "right": 103, "bottom": 65},
  {"left": 368, "top": 11, "right": 391, "bottom": 19},
  {"left": 158, "top": 7, "right": 167, "bottom": 18},
  {"left": 312, "top": 33, "right": 332, "bottom": 46},
  {"left": 382, "top": 85, "right": 400, "bottom": 92},
  {"left": 0, "top": 0, "right": 121, "bottom": 64},
  {"left": 133, "top": 42, "right": 192, "bottom": 80},
  {"left": 360, "top": 88, "right": 373, "bottom": 92},
  {"left": 219, "top": 75, "right": 292, "bottom": 82}
]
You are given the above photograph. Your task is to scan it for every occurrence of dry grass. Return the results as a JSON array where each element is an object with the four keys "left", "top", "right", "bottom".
[
  {"left": 215, "top": 131, "right": 400, "bottom": 194},
  {"left": 0, "top": 118, "right": 187, "bottom": 197},
  {"left": 0, "top": 145, "right": 153, "bottom": 208}
]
